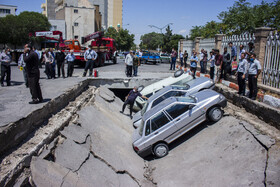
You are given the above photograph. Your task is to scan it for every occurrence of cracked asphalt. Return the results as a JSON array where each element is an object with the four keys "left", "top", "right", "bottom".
[{"left": 30, "top": 86, "right": 280, "bottom": 187}]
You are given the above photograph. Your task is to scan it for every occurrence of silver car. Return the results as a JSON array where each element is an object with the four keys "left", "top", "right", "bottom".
[
  {"left": 133, "top": 77, "right": 215, "bottom": 128},
  {"left": 132, "top": 89, "right": 227, "bottom": 158}
]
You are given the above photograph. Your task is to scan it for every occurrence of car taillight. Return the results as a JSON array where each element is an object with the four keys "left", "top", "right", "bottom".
[{"left": 134, "top": 146, "right": 139, "bottom": 152}]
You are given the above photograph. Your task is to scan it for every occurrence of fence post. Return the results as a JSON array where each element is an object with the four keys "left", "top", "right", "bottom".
[
  {"left": 254, "top": 27, "right": 273, "bottom": 81},
  {"left": 195, "top": 37, "right": 202, "bottom": 53},
  {"left": 215, "top": 34, "right": 224, "bottom": 52}
]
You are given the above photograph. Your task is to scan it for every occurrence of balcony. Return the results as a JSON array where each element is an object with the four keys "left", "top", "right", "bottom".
[{"left": 55, "top": 0, "right": 64, "bottom": 6}]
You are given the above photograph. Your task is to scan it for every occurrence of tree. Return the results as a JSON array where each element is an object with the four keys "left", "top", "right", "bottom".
[
  {"left": 104, "top": 27, "right": 135, "bottom": 51},
  {"left": 116, "top": 29, "right": 135, "bottom": 51},
  {"left": 163, "top": 25, "right": 173, "bottom": 53},
  {"left": 0, "top": 11, "right": 51, "bottom": 48},
  {"left": 170, "top": 34, "right": 184, "bottom": 51},
  {"left": 139, "top": 32, "right": 163, "bottom": 50}
]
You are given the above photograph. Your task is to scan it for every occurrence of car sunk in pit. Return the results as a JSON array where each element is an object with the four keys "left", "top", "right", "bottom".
[
  {"left": 132, "top": 89, "right": 227, "bottom": 158},
  {"left": 132, "top": 77, "right": 215, "bottom": 128},
  {"left": 133, "top": 70, "right": 193, "bottom": 111}
]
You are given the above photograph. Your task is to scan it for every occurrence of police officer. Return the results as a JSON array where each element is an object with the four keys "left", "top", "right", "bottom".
[
  {"left": 236, "top": 53, "right": 248, "bottom": 96},
  {"left": 0, "top": 48, "right": 12, "bottom": 86},
  {"left": 83, "top": 45, "right": 98, "bottom": 77},
  {"left": 247, "top": 53, "right": 262, "bottom": 100},
  {"left": 23, "top": 44, "right": 43, "bottom": 104}
]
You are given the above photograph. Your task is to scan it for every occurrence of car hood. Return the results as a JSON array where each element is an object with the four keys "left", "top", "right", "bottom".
[
  {"left": 133, "top": 111, "right": 142, "bottom": 123},
  {"left": 193, "top": 89, "right": 220, "bottom": 103}
]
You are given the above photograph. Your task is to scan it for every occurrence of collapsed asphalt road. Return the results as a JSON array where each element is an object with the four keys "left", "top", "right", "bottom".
[{"left": 18, "top": 86, "right": 279, "bottom": 187}]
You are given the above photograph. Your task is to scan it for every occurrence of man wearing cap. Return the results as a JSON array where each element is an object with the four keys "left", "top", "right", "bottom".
[
  {"left": 83, "top": 45, "right": 98, "bottom": 77},
  {"left": 23, "top": 44, "right": 43, "bottom": 104}
]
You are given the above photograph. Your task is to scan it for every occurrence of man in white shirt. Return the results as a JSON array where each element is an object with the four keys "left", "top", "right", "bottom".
[
  {"left": 83, "top": 45, "right": 98, "bottom": 77},
  {"left": 125, "top": 51, "right": 133, "bottom": 77},
  {"left": 247, "top": 53, "right": 262, "bottom": 100},
  {"left": 199, "top": 49, "right": 205, "bottom": 73},
  {"left": 138, "top": 50, "right": 142, "bottom": 64}
]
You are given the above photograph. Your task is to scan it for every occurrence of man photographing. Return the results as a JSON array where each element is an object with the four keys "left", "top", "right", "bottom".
[{"left": 23, "top": 44, "right": 43, "bottom": 104}]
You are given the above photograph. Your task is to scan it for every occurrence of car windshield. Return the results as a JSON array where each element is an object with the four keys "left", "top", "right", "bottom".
[
  {"left": 184, "top": 79, "right": 198, "bottom": 88},
  {"left": 139, "top": 120, "right": 144, "bottom": 136},
  {"left": 177, "top": 96, "right": 196, "bottom": 103},
  {"left": 141, "top": 102, "right": 149, "bottom": 116},
  {"left": 171, "top": 85, "right": 190, "bottom": 90}
]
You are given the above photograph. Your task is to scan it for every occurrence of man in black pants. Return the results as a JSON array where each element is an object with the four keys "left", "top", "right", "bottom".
[
  {"left": 23, "top": 44, "right": 43, "bottom": 104},
  {"left": 247, "top": 53, "right": 262, "bottom": 100},
  {"left": 120, "top": 86, "right": 148, "bottom": 119},
  {"left": 55, "top": 49, "right": 66, "bottom": 78},
  {"left": 236, "top": 53, "right": 248, "bottom": 96},
  {"left": 221, "top": 47, "right": 231, "bottom": 80},
  {"left": 0, "top": 48, "right": 12, "bottom": 86}
]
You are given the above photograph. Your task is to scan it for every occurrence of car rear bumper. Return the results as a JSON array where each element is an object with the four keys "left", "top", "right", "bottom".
[{"left": 136, "top": 145, "right": 153, "bottom": 158}]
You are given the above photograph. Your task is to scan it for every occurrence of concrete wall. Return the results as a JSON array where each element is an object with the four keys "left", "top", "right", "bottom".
[
  {"left": 49, "top": 19, "right": 66, "bottom": 39},
  {"left": 64, "top": 6, "right": 95, "bottom": 41},
  {"left": 0, "top": 4, "right": 17, "bottom": 17},
  {"left": 46, "top": 0, "right": 57, "bottom": 19}
]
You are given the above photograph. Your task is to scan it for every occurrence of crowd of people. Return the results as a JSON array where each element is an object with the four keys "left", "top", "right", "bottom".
[
  {"left": 173, "top": 41, "right": 261, "bottom": 100},
  {"left": 0, "top": 44, "right": 100, "bottom": 104}
]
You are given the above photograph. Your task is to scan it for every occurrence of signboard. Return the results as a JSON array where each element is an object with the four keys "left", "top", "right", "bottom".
[{"left": 35, "top": 31, "right": 53, "bottom": 37}]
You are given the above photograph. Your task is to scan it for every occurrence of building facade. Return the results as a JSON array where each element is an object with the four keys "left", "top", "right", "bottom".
[
  {"left": 41, "top": 0, "right": 123, "bottom": 41},
  {"left": 0, "top": 4, "right": 17, "bottom": 17}
]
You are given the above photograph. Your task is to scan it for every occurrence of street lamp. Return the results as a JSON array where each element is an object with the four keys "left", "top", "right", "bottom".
[
  {"left": 148, "top": 23, "right": 173, "bottom": 34},
  {"left": 72, "top": 16, "right": 81, "bottom": 39},
  {"left": 148, "top": 23, "right": 173, "bottom": 51}
]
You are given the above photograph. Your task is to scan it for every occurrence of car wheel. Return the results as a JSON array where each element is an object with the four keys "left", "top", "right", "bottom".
[
  {"left": 138, "top": 85, "right": 144, "bottom": 92},
  {"left": 153, "top": 143, "right": 169, "bottom": 158},
  {"left": 174, "top": 69, "right": 184, "bottom": 77},
  {"left": 208, "top": 107, "right": 223, "bottom": 122}
]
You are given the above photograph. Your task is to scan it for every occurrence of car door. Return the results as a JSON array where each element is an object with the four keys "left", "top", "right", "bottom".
[{"left": 143, "top": 111, "right": 175, "bottom": 147}]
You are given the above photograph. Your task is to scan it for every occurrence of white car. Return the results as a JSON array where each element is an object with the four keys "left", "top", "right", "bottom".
[{"left": 133, "top": 70, "right": 193, "bottom": 111}]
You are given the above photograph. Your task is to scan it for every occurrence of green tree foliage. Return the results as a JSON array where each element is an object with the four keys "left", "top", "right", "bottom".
[
  {"left": 0, "top": 11, "right": 51, "bottom": 48},
  {"left": 140, "top": 25, "right": 184, "bottom": 53},
  {"left": 105, "top": 27, "right": 135, "bottom": 51},
  {"left": 189, "top": 0, "right": 280, "bottom": 38},
  {"left": 139, "top": 32, "right": 163, "bottom": 50}
]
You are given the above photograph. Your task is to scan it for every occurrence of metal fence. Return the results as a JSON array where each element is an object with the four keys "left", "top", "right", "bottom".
[
  {"left": 221, "top": 33, "right": 255, "bottom": 62},
  {"left": 263, "top": 31, "right": 280, "bottom": 88}
]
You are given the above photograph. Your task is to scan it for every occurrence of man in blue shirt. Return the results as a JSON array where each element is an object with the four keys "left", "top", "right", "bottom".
[
  {"left": 236, "top": 53, "right": 248, "bottom": 96},
  {"left": 247, "top": 53, "right": 262, "bottom": 100},
  {"left": 83, "top": 45, "right": 98, "bottom": 77},
  {"left": 190, "top": 52, "right": 198, "bottom": 79},
  {"left": 120, "top": 86, "right": 148, "bottom": 119},
  {"left": 0, "top": 48, "right": 12, "bottom": 86},
  {"left": 65, "top": 50, "right": 76, "bottom": 77}
]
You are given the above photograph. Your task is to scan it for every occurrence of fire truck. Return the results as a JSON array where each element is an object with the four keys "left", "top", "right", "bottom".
[
  {"left": 81, "top": 31, "right": 117, "bottom": 66},
  {"left": 33, "top": 30, "right": 116, "bottom": 67}
]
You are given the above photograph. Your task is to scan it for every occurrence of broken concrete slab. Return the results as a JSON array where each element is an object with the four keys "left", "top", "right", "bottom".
[
  {"left": 266, "top": 143, "right": 280, "bottom": 186},
  {"left": 98, "top": 86, "right": 116, "bottom": 102},
  {"left": 30, "top": 157, "right": 90, "bottom": 187},
  {"left": 54, "top": 138, "right": 90, "bottom": 172},
  {"left": 263, "top": 94, "right": 280, "bottom": 109},
  {"left": 151, "top": 116, "right": 267, "bottom": 186},
  {"left": 77, "top": 154, "right": 139, "bottom": 187},
  {"left": 60, "top": 124, "right": 89, "bottom": 144}
]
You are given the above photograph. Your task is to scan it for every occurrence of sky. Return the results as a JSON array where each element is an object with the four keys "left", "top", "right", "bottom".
[{"left": 0, "top": 0, "right": 275, "bottom": 44}]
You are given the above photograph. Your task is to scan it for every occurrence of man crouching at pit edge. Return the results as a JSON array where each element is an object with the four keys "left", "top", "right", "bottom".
[{"left": 120, "top": 86, "right": 148, "bottom": 119}]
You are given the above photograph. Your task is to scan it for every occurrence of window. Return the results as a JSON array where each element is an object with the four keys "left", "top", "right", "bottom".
[
  {"left": 150, "top": 112, "right": 170, "bottom": 132},
  {"left": 0, "top": 9, "right": 11, "bottom": 14},
  {"left": 145, "top": 120, "right": 151, "bottom": 136},
  {"left": 74, "top": 35, "right": 78, "bottom": 39},
  {"left": 51, "top": 25, "right": 57, "bottom": 31},
  {"left": 166, "top": 104, "right": 189, "bottom": 119},
  {"left": 74, "top": 22, "right": 79, "bottom": 26},
  {"left": 74, "top": 9, "right": 78, "bottom": 13},
  {"left": 74, "top": 41, "right": 79, "bottom": 46},
  {"left": 152, "top": 91, "right": 182, "bottom": 108}
]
